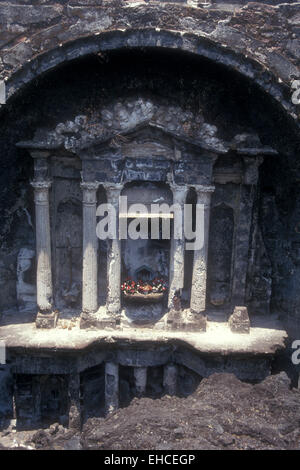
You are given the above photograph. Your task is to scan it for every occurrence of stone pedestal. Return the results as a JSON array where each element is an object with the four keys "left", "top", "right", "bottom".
[
  {"left": 134, "top": 367, "right": 147, "bottom": 396},
  {"left": 105, "top": 362, "right": 119, "bottom": 414},
  {"left": 68, "top": 373, "right": 81, "bottom": 430},
  {"left": 36, "top": 311, "right": 59, "bottom": 329},
  {"left": 165, "top": 290, "right": 183, "bottom": 330},
  {"left": 163, "top": 364, "right": 177, "bottom": 396},
  {"left": 31, "top": 180, "right": 57, "bottom": 328},
  {"left": 165, "top": 309, "right": 183, "bottom": 330},
  {"left": 184, "top": 311, "right": 207, "bottom": 332},
  {"left": 190, "top": 185, "right": 214, "bottom": 315},
  {"left": 228, "top": 306, "right": 250, "bottom": 333},
  {"left": 168, "top": 184, "right": 188, "bottom": 309}
]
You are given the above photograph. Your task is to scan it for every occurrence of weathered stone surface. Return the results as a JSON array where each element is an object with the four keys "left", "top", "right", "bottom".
[
  {"left": 80, "top": 311, "right": 119, "bottom": 329},
  {"left": 184, "top": 311, "right": 207, "bottom": 332},
  {"left": 35, "top": 311, "right": 58, "bottom": 329},
  {"left": 228, "top": 306, "right": 250, "bottom": 334}
]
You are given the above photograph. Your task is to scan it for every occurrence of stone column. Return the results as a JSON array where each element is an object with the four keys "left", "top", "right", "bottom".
[
  {"left": 103, "top": 183, "right": 123, "bottom": 316},
  {"left": 81, "top": 181, "right": 99, "bottom": 315},
  {"left": 163, "top": 364, "right": 177, "bottom": 396},
  {"left": 105, "top": 362, "right": 119, "bottom": 414},
  {"left": 68, "top": 373, "right": 81, "bottom": 430},
  {"left": 168, "top": 184, "right": 188, "bottom": 309},
  {"left": 31, "top": 180, "right": 57, "bottom": 328},
  {"left": 190, "top": 185, "right": 215, "bottom": 314},
  {"left": 134, "top": 367, "right": 147, "bottom": 396}
]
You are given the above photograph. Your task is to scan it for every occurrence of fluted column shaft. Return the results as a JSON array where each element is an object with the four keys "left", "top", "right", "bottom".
[
  {"left": 168, "top": 184, "right": 188, "bottom": 309},
  {"left": 31, "top": 180, "right": 53, "bottom": 313},
  {"left": 103, "top": 183, "right": 123, "bottom": 315},
  {"left": 81, "top": 181, "right": 99, "bottom": 314},
  {"left": 190, "top": 185, "right": 215, "bottom": 313}
]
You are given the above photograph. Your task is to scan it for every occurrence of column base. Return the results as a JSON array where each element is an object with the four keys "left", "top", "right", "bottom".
[
  {"left": 35, "top": 310, "right": 58, "bottom": 329},
  {"left": 80, "top": 311, "right": 120, "bottom": 330},
  {"left": 165, "top": 309, "right": 183, "bottom": 331},
  {"left": 183, "top": 311, "right": 207, "bottom": 332}
]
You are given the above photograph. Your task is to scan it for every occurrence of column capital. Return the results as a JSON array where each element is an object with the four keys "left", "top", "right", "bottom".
[
  {"left": 31, "top": 180, "right": 52, "bottom": 190},
  {"left": 80, "top": 181, "right": 100, "bottom": 191},
  {"left": 192, "top": 185, "right": 215, "bottom": 207},
  {"left": 101, "top": 182, "right": 123, "bottom": 205},
  {"left": 168, "top": 183, "right": 188, "bottom": 204},
  {"left": 31, "top": 180, "right": 52, "bottom": 204},
  {"left": 243, "top": 156, "right": 264, "bottom": 185},
  {"left": 192, "top": 184, "right": 215, "bottom": 194},
  {"left": 80, "top": 181, "right": 99, "bottom": 205},
  {"left": 29, "top": 150, "right": 51, "bottom": 160}
]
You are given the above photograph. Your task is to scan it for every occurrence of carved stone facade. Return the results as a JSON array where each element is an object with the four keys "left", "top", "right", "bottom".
[
  {"left": 0, "top": 1, "right": 297, "bottom": 430},
  {"left": 15, "top": 98, "right": 275, "bottom": 332}
]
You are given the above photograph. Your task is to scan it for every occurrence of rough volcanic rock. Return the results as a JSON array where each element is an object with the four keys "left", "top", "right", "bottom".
[
  {"left": 79, "top": 372, "right": 300, "bottom": 450},
  {"left": 1, "top": 371, "right": 300, "bottom": 450}
]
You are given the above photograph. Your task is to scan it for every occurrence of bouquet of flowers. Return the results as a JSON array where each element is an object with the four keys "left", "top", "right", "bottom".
[{"left": 121, "top": 277, "right": 167, "bottom": 295}]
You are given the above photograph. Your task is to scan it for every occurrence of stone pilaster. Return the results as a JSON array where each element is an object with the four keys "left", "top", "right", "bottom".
[
  {"left": 31, "top": 180, "right": 57, "bottom": 328},
  {"left": 163, "top": 364, "right": 177, "bottom": 396},
  {"left": 105, "top": 362, "right": 119, "bottom": 414},
  {"left": 32, "top": 377, "right": 42, "bottom": 424},
  {"left": 231, "top": 157, "right": 262, "bottom": 306},
  {"left": 81, "top": 181, "right": 99, "bottom": 315},
  {"left": 168, "top": 184, "right": 188, "bottom": 309},
  {"left": 68, "top": 373, "right": 81, "bottom": 430},
  {"left": 103, "top": 183, "right": 123, "bottom": 316},
  {"left": 134, "top": 367, "right": 147, "bottom": 396}
]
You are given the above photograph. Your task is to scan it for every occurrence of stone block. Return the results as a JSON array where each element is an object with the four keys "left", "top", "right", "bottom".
[
  {"left": 80, "top": 312, "right": 119, "bottom": 330},
  {"left": 165, "top": 309, "right": 183, "bottom": 331},
  {"left": 36, "top": 311, "right": 59, "bottom": 329},
  {"left": 228, "top": 306, "right": 250, "bottom": 334}
]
